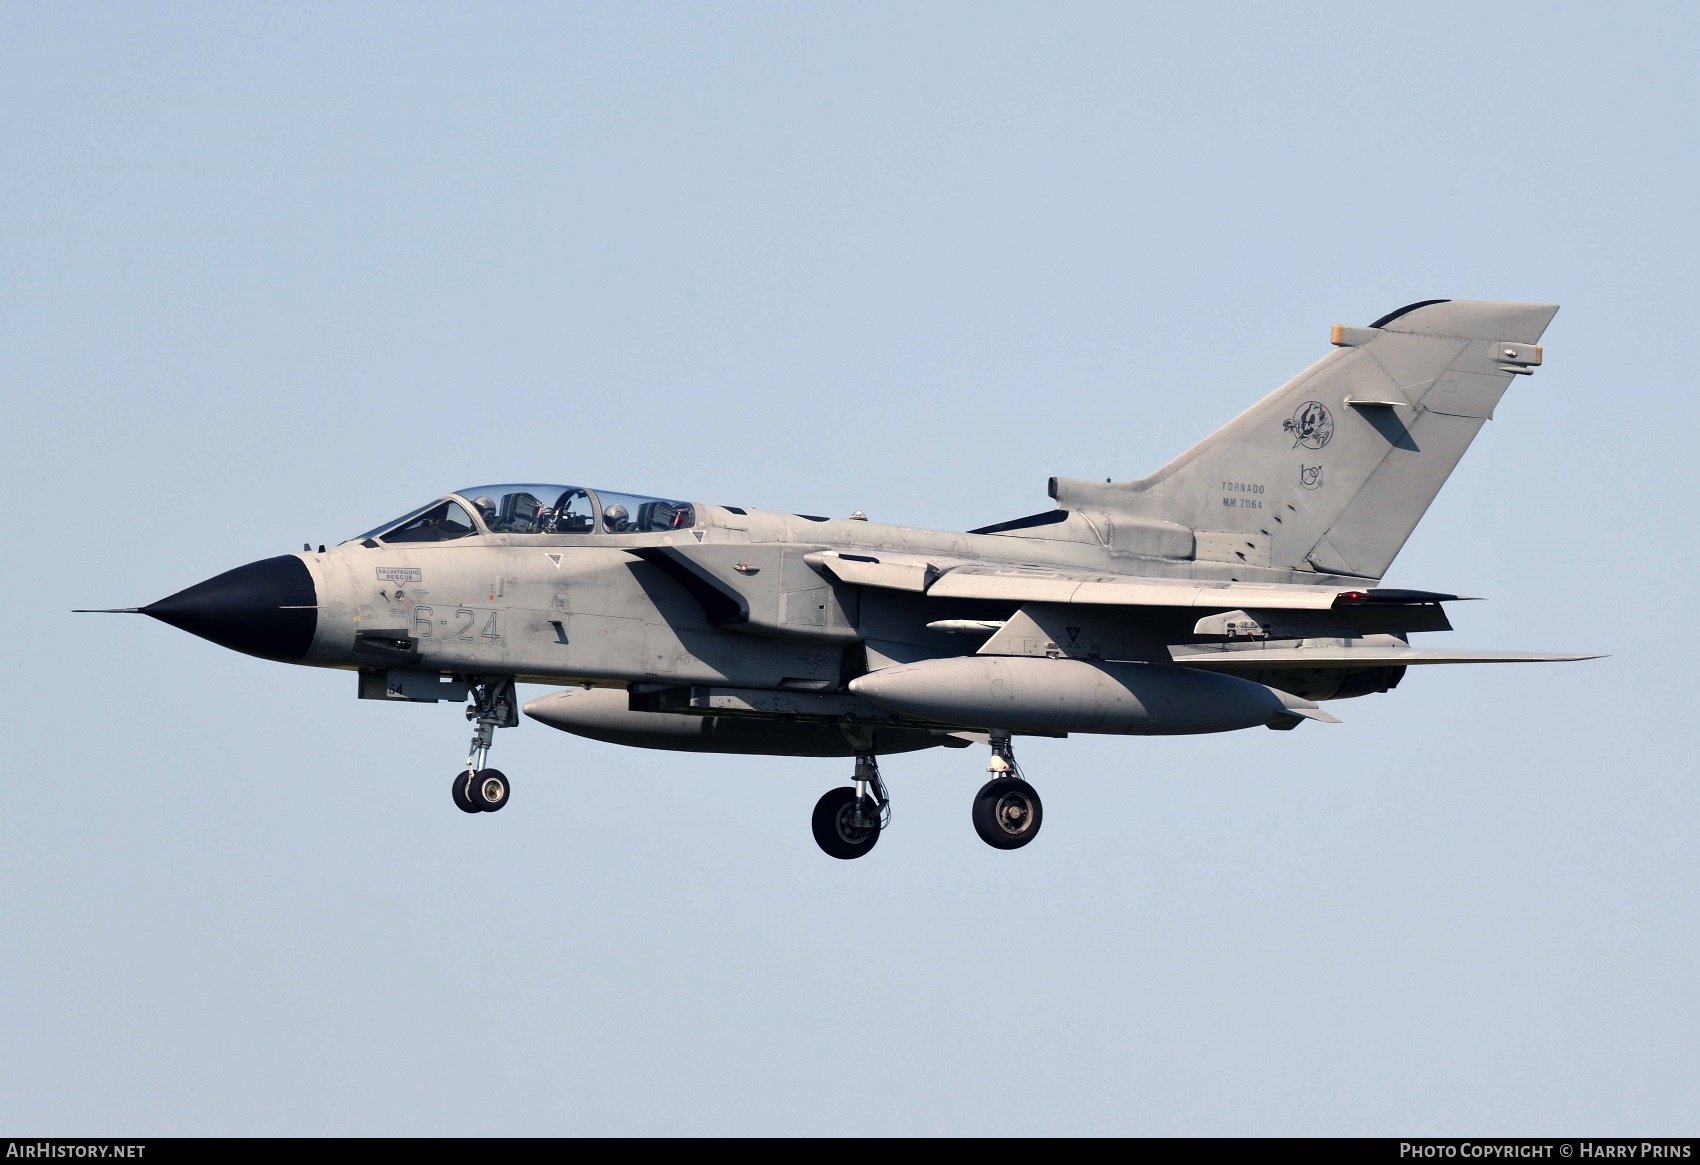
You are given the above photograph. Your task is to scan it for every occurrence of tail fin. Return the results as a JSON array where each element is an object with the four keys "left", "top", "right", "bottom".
[{"left": 1050, "top": 299, "right": 1559, "bottom": 580}]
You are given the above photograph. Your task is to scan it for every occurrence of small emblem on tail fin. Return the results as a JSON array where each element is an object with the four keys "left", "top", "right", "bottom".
[
  {"left": 1284, "top": 401, "right": 1334, "bottom": 450},
  {"left": 1300, "top": 464, "right": 1324, "bottom": 490}
]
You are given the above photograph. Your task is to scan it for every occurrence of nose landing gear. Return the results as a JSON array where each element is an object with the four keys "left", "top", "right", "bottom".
[
  {"left": 451, "top": 772, "right": 481, "bottom": 814},
  {"left": 452, "top": 678, "right": 516, "bottom": 815},
  {"left": 972, "top": 732, "right": 1042, "bottom": 850},
  {"left": 451, "top": 767, "right": 509, "bottom": 813},
  {"left": 811, "top": 752, "right": 889, "bottom": 859}
]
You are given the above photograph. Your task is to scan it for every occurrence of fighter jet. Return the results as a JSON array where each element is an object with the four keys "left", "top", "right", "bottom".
[{"left": 84, "top": 299, "right": 1598, "bottom": 858}]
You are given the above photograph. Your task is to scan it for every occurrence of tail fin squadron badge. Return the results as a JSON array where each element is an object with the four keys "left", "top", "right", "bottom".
[
  {"left": 1300, "top": 464, "right": 1324, "bottom": 490},
  {"left": 1284, "top": 401, "right": 1334, "bottom": 450}
]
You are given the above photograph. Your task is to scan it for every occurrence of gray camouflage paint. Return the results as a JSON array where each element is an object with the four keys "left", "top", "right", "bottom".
[{"left": 269, "top": 300, "right": 1586, "bottom": 749}]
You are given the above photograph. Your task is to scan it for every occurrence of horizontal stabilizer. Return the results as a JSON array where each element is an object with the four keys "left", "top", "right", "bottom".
[{"left": 1173, "top": 647, "right": 1605, "bottom": 668}]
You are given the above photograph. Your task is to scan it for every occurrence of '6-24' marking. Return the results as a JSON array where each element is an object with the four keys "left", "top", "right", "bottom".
[{"left": 411, "top": 606, "right": 501, "bottom": 642}]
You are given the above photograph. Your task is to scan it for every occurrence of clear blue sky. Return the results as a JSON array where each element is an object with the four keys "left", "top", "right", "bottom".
[{"left": 3, "top": 1, "right": 1695, "bottom": 1135}]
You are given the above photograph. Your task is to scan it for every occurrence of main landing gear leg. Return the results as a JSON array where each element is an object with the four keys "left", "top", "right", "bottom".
[
  {"left": 972, "top": 731, "right": 1042, "bottom": 850},
  {"left": 452, "top": 677, "right": 517, "bottom": 814},
  {"left": 812, "top": 750, "right": 889, "bottom": 860}
]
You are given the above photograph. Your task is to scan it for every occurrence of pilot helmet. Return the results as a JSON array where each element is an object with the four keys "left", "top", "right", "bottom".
[
  {"left": 471, "top": 495, "right": 497, "bottom": 522},
  {"left": 602, "top": 503, "right": 630, "bottom": 532}
]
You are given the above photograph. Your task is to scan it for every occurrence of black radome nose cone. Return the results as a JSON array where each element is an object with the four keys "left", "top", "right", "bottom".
[{"left": 143, "top": 554, "right": 318, "bottom": 663}]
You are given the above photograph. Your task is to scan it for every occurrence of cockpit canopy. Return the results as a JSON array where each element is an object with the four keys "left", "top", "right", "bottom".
[
  {"left": 463, "top": 484, "right": 596, "bottom": 535},
  {"left": 354, "top": 484, "right": 695, "bottom": 544}
]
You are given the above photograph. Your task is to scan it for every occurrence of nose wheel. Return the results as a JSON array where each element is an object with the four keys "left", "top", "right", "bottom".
[
  {"left": 452, "top": 771, "right": 481, "bottom": 814},
  {"left": 972, "top": 733, "right": 1042, "bottom": 850},
  {"left": 453, "top": 768, "right": 510, "bottom": 813},
  {"left": 450, "top": 678, "right": 516, "bottom": 816}
]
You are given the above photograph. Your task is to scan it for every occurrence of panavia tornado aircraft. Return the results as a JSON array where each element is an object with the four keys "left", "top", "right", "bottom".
[{"left": 85, "top": 299, "right": 1597, "bottom": 858}]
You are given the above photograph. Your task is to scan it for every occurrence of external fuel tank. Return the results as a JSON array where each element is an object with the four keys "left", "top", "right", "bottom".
[{"left": 849, "top": 656, "right": 1328, "bottom": 735}]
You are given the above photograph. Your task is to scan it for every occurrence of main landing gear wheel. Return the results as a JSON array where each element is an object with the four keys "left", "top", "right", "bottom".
[
  {"left": 812, "top": 786, "right": 882, "bottom": 860},
  {"left": 973, "top": 778, "right": 1042, "bottom": 849},
  {"left": 973, "top": 732, "right": 1041, "bottom": 850}
]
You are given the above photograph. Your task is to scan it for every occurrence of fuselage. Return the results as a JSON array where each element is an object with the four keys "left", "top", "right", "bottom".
[
  {"left": 106, "top": 298, "right": 1584, "bottom": 855},
  {"left": 285, "top": 492, "right": 1351, "bottom": 692}
]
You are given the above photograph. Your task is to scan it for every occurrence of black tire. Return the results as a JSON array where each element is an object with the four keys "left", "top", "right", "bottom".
[
  {"left": 452, "top": 770, "right": 482, "bottom": 814},
  {"left": 972, "top": 777, "right": 1042, "bottom": 850},
  {"left": 811, "top": 786, "right": 882, "bottom": 860},
  {"left": 471, "top": 768, "right": 510, "bottom": 813}
]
